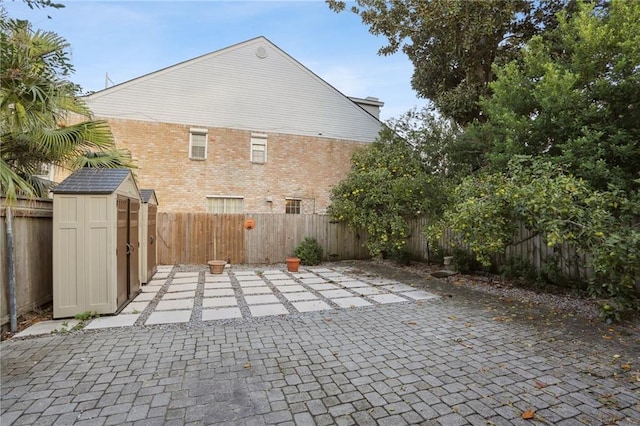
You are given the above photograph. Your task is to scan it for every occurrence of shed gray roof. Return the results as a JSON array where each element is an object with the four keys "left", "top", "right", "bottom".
[
  {"left": 51, "top": 168, "right": 132, "bottom": 194},
  {"left": 140, "top": 189, "right": 157, "bottom": 203}
]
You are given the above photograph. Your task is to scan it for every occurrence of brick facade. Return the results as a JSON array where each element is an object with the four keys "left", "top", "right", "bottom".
[{"left": 105, "top": 118, "right": 366, "bottom": 213}]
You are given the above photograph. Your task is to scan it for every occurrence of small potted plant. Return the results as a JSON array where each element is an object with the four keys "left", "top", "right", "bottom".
[
  {"left": 286, "top": 256, "right": 300, "bottom": 272},
  {"left": 207, "top": 260, "right": 226, "bottom": 274}
]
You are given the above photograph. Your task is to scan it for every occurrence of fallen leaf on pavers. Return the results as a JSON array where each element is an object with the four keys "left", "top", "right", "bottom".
[
  {"left": 332, "top": 352, "right": 338, "bottom": 357},
  {"left": 243, "top": 363, "right": 251, "bottom": 369},
  {"left": 464, "top": 323, "right": 473, "bottom": 327},
  {"left": 613, "top": 354, "right": 621, "bottom": 359},
  {"left": 521, "top": 409, "right": 535, "bottom": 420},
  {"left": 448, "top": 315, "right": 458, "bottom": 321},
  {"left": 406, "top": 321, "right": 418, "bottom": 325},
  {"left": 533, "top": 380, "right": 547, "bottom": 389},
  {"left": 602, "top": 335, "right": 613, "bottom": 340},
  {"left": 324, "top": 318, "right": 332, "bottom": 322},
  {"left": 493, "top": 316, "right": 509, "bottom": 322},
  {"left": 621, "top": 364, "right": 632, "bottom": 370}
]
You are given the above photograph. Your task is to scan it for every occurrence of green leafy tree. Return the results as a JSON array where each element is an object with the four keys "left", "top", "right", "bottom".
[
  {"left": 476, "top": 0, "right": 640, "bottom": 194},
  {"left": 0, "top": 18, "right": 133, "bottom": 201},
  {"left": 429, "top": 156, "right": 639, "bottom": 320},
  {"left": 327, "top": 0, "right": 573, "bottom": 125},
  {"left": 328, "top": 126, "right": 444, "bottom": 258}
]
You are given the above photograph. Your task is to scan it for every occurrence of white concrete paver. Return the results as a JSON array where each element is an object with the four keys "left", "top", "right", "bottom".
[
  {"left": 369, "top": 294, "right": 408, "bottom": 304},
  {"left": 162, "top": 291, "right": 196, "bottom": 300},
  {"left": 134, "top": 292, "right": 157, "bottom": 302},
  {"left": 282, "top": 292, "right": 318, "bottom": 301},
  {"left": 173, "top": 272, "right": 199, "bottom": 278},
  {"left": 141, "top": 285, "right": 163, "bottom": 293},
  {"left": 171, "top": 277, "right": 200, "bottom": 284},
  {"left": 239, "top": 280, "right": 268, "bottom": 287},
  {"left": 276, "top": 285, "right": 307, "bottom": 293},
  {"left": 319, "top": 289, "right": 353, "bottom": 299},
  {"left": 307, "top": 283, "right": 339, "bottom": 291},
  {"left": 339, "top": 280, "right": 370, "bottom": 288},
  {"left": 202, "top": 297, "right": 237, "bottom": 308},
  {"left": 14, "top": 320, "right": 81, "bottom": 337},
  {"left": 156, "top": 299, "right": 194, "bottom": 311},
  {"left": 145, "top": 310, "right": 191, "bottom": 325},
  {"left": 121, "top": 301, "right": 149, "bottom": 314},
  {"left": 300, "top": 278, "right": 329, "bottom": 285},
  {"left": 401, "top": 291, "right": 439, "bottom": 300},
  {"left": 84, "top": 314, "right": 140, "bottom": 329},
  {"left": 382, "top": 283, "right": 417, "bottom": 292},
  {"left": 203, "top": 289, "right": 235, "bottom": 297},
  {"left": 249, "top": 304, "right": 289, "bottom": 317},
  {"left": 332, "top": 297, "right": 373, "bottom": 308},
  {"left": 350, "top": 286, "right": 381, "bottom": 296},
  {"left": 205, "top": 275, "right": 232, "bottom": 282},
  {"left": 292, "top": 300, "right": 333, "bottom": 312},
  {"left": 244, "top": 294, "right": 279, "bottom": 305},
  {"left": 204, "top": 281, "right": 233, "bottom": 289},
  {"left": 242, "top": 287, "right": 273, "bottom": 295},
  {"left": 202, "top": 307, "right": 242, "bottom": 321},
  {"left": 166, "top": 283, "right": 197, "bottom": 292}
]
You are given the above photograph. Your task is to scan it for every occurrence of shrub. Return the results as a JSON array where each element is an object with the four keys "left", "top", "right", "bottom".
[
  {"left": 501, "top": 256, "right": 537, "bottom": 283},
  {"left": 294, "top": 237, "right": 323, "bottom": 265},
  {"left": 452, "top": 248, "right": 481, "bottom": 274}
]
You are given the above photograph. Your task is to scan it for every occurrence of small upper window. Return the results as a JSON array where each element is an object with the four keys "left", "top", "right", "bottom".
[
  {"left": 251, "top": 134, "right": 267, "bottom": 164},
  {"left": 34, "top": 163, "right": 54, "bottom": 181},
  {"left": 189, "top": 129, "right": 207, "bottom": 160},
  {"left": 285, "top": 198, "right": 301, "bottom": 214}
]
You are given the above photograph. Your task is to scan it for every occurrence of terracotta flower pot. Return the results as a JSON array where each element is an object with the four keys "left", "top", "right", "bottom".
[
  {"left": 207, "top": 260, "right": 226, "bottom": 274},
  {"left": 286, "top": 257, "right": 300, "bottom": 272}
]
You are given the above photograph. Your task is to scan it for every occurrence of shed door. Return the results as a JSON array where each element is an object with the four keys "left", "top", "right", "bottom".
[
  {"left": 147, "top": 204, "right": 157, "bottom": 278},
  {"left": 116, "top": 197, "right": 128, "bottom": 307},
  {"left": 128, "top": 199, "right": 140, "bottom": 296}
]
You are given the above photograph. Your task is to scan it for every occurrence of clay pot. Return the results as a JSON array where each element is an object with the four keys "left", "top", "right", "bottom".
[
  {"left": 207, "top": 260, "right": 226, "bottom": 274},
  {"left": 286, "top": 257, "right": 300, "bottom": 272}
]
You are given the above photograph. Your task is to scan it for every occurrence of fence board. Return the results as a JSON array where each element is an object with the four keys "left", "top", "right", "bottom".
[
  {"left": 1, "top": 198, "right": 53, "bottom": 327},
  {"left": 156, "top": 213, "right": 244, "bottom": 265}
]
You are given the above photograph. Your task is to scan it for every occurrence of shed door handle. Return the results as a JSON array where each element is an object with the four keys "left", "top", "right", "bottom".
[{"left": 126, "top": 243, "right": 132, "bottom": 255}]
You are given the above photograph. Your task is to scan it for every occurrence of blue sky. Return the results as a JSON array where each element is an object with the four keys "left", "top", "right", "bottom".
[{"left": 4, "top": 0, "right": 429, "bottom": 121}]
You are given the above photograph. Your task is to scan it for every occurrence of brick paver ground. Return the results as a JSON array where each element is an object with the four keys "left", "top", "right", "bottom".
[{"left": 2, "top": 263, "right": 639, "bottom": 425}]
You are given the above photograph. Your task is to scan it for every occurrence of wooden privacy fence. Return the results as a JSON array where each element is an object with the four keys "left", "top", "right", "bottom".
[
  {"left": 156, "top": 213, "right": 370, "bottom": 265},
  {"left": 406, "top": 217, "right": 592, "bottom": 281},
  {"left": 1, "top": 198, "right": 53, "bottom": 326}
]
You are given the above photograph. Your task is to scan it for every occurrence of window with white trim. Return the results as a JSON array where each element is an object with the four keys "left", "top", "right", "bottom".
[
  {"left": 34, "top": 163, "right": 54, "bottom": 181},
  {"left": 285, "top": 198, "right": 301, "bottom": 214},
  {"left": 206, "top": 196, "right": 244, "bottom": 213},
  {"left": 189, "top": 129, "right": 207, "bottom": 160},
  {"left": 250, "top": 134, "right": 267, "bottom": 164}
]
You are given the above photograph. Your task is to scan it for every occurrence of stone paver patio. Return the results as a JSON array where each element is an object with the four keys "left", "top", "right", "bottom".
[{"left": 1, "top": 263, "right": 639, "bottom": 425}]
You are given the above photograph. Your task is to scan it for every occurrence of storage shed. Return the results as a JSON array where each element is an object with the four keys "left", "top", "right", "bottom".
[
  {"left": 51, "top": 168, "right": 141, "bottom": 318},
  {"left": 139, "top": 189, "right": 159, "bottom": 284}
]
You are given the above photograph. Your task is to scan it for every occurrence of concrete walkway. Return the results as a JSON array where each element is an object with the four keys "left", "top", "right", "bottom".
[{"left": 2, "top": 264, "right": 639, "bottom": 425}]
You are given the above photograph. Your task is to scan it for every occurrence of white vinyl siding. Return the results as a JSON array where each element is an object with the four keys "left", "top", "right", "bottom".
[
  {"left": 189, "top": 129, "right": 207, "bottom": 160},
  {"left": 206, "top": 196, "right": 244, "bottom": 213},
  {"left": 84, "top": 37, "right": 382, "bottom": 143},
  {"left": 251, "top": 134, "right": 267, "bottom": 164}
]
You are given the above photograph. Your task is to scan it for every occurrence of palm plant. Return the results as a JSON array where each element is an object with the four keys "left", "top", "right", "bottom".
[{"left": 0, "top": 18, "right": 133, "bottom": 202}]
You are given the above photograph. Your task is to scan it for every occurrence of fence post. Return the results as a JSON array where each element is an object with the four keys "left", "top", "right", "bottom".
[{"left": 5, "top": 206, "right": 17, "bottom": 332}]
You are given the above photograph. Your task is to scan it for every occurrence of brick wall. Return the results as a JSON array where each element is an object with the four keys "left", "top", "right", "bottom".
[{"left": 104, "top": 119, "right": 367, "bottom": 213}]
